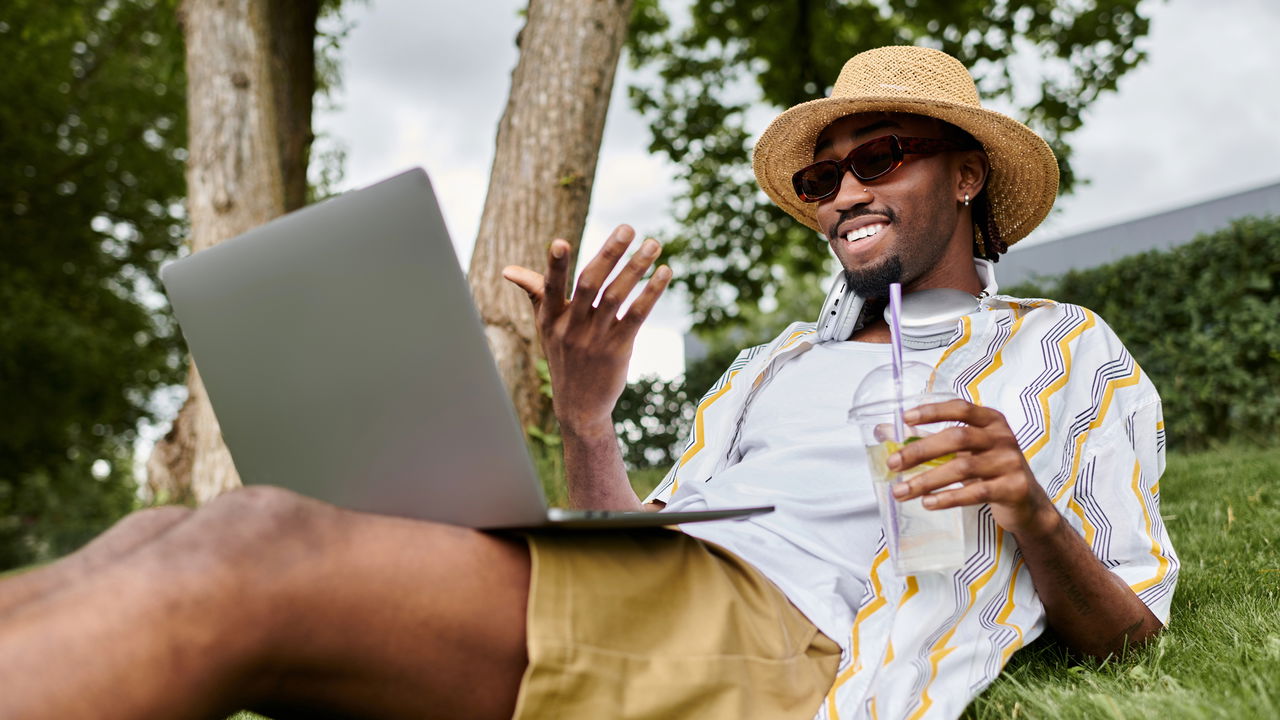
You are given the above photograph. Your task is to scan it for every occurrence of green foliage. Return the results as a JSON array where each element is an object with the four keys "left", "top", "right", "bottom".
[
  {"left": 1005, "top": 216, "right": 1280, "bottom": 450},
  {"left": 614, "top": 375, "right": 694, "bottom": 469},
  {"left": 308, "top": 0, "right": 358, "bottom": 203},
  {"left": 524, "top": 359, "right": 568, "bottom": 505},
  {"left": 529, "top": 438, "right": 568, "bottom": 509},
  {"left": 0, "top": 0, "right": 353, "bottom": 569},
  {"left": 628, "top": 466, "right": 668, "bottom": 499},
  {"left": 0, "top": 0, "right": 189, "bottom": 568},
  {"left": 965, "top": 440, "right": 1280, "bottom": 718},
  {"left": 626, "top": 0, "right": 1154, "bottom": 333}
]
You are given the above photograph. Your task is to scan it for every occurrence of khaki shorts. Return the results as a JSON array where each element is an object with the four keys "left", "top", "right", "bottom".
[{"left": 512, "top": 528, "right": 841, "bottom": 720}]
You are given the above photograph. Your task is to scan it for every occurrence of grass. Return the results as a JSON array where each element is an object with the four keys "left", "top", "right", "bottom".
[
  {"left": 216, "top": 443, "right": 1277, "bottom": 718},
  {"left": 963, "top": 442, "right": 1280, "bottom": 719}
]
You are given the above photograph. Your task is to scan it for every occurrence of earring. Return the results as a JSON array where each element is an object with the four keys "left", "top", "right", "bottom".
[{"left": 963, "top": 193, "right": 971, "bottom": 207}]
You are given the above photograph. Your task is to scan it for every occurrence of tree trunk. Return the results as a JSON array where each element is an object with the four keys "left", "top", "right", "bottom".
[
  {"left": 467, "top": 0, "right": 635, "bottom": 436},
  {"left": 147, "top": 0, "right": 319, "bottom": 504}
]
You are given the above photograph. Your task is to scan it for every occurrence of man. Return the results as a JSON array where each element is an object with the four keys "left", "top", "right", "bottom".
[{"left": 0, "top": 46, "right": 1175, "bottom": 720}]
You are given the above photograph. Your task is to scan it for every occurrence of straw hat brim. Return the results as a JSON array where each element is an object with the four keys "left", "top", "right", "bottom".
[{"left": 753, "top": 95, "right": 1059, "bottom": 245}]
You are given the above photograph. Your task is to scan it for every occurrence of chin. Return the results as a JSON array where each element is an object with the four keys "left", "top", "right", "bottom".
[{"left": 842, "top": 254, "right": 904, "bottom": 299}]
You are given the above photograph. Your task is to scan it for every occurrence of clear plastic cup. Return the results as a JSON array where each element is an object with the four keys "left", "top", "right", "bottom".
[{"left": 849, "top": 361, "right": 966, "bottom": 574}]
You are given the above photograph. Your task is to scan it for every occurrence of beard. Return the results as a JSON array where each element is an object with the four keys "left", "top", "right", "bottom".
[
  {"left": 831, "top": 205, "right": 906, "bottom": 299},
  {"left": 843, "top": 254, "right": 903, "bottom": 300},
  {"left": 833, "top": 200, "right": 955, "bottom": 300}
]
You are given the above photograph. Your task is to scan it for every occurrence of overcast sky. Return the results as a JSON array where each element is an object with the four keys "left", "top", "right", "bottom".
[{"left": 315, "top": 0, "right": 1280, "bottom": 380}]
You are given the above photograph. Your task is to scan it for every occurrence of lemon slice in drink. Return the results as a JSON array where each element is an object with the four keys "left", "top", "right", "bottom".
[{"left": 882, "top": 437, "right": 956, "bottom": 469}]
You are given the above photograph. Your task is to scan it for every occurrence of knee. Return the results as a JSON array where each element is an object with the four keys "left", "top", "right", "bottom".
[
  {"left": 185, "top": 486, "right": 346, "bottom": 579},
  {"left": 79, "top": 504, "right": 195, "bottom": 557},
  {"left": 117, "top": 504, "right": 195, "bottom": 536}
]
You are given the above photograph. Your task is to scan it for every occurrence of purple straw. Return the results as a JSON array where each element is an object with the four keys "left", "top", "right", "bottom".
[{"left": 888, "top": 283, "right": 907, "bottom": 443}]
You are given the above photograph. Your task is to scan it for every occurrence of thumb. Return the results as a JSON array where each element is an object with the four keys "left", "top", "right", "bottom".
[{"left": 502, "top": 265, "right": 546, "bottom": 304}]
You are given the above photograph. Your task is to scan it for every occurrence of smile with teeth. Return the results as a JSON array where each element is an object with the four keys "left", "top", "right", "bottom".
[{"left": 844, "top": 223, "right": 887, "bottom": 244}]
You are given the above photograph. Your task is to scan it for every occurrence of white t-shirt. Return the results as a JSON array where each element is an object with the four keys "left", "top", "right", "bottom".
[{"left": 665, "top": 340, "right": 945, "bottom": 646}]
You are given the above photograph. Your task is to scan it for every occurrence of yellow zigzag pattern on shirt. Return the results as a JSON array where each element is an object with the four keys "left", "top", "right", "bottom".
[
  {"left": 670, "top": 369, "right": 741, "bottom": 494},
  {"left": 997, "top": 556, "right": 1027, "bottom": 664},
  {"left": 1054, "top": 358, "right": 1143, "bottom": 548},
  {"left": 826, "top": 546, "right": 891, "bottom": 720},
  {"left": 967, "top": 313, "right": 1028, "bottom": 406},
  {"left": 883, "top": 578, "right": 920, "bottom": 667},
  {"left": 936, "top": 315, "right": 973, "bottom": 369},
  {"left": 1024, "top": 309, "right": 1096, "bottom": 462},
  {"left": 823, "top": 315, "right": 980, "bottom": 719},
  {"left": 1129, "top": 458, "right": 1173, "bottom": 594},
  {"left": 899, "top": 306, "right": 1050, "bottom": 715},
  {"left": 906, "top": 527, "right": 1005, "bottom": 720}
]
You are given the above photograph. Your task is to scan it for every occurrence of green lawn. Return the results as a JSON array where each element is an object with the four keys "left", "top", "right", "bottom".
[
  {"left": 964, "top": 442, "right": 1280, "bottom": 719},
  {"left": 211, "top": 443, "right": 1272, "bottom": 718}
]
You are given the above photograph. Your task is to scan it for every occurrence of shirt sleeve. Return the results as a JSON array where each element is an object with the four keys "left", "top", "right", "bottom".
[
  {"left": 1067, "top": 393, "right": 1180, "bottom": 624},
  {"left": 641, "top": 344, "right": 764, "bottom": 506}
]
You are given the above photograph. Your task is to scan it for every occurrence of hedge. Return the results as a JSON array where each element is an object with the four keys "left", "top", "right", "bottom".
[{"left": 1005, "top": 214, "right": 1280, "bottom": 450}]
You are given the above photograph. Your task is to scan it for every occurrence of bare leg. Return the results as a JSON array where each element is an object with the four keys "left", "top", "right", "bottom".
[
  {"left": 0, "top": 505, "right": 193, "bottom": 617},
  {"left": 0, "top": 486, "right": 530, "bottom": 720}
]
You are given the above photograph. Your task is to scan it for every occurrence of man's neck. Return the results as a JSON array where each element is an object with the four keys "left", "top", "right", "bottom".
[
  {"left": 848, "top": 298, "right": 891, "bottom": 343},
  {"left": 849, "top": 320, "right": 893, "bottom": 343}
]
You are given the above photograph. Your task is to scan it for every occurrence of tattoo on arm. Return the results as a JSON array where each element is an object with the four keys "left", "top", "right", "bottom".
[
  {"left": 1047, "top": 552, "right": 1094, "bottom": 617},
  {"left": 1103, "top": 618, "right": 1147, "bottom": 653}
]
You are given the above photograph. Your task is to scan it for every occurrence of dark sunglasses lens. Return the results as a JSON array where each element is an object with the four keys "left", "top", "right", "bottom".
[
  {"left": 796, "top": 162, "right": 841, "bottom": 200},
  {"left": 851, "top": 137, "right": 898, "bottom": 180}
]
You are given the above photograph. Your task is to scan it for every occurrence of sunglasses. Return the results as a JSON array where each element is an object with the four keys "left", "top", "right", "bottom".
[{"left": 792, "top": 134, "right": 979, "bottom": 202}]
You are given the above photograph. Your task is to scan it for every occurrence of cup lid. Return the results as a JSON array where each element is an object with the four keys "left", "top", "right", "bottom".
[{"left": 849, "top": 361, "right": 953, "bottom": 422}]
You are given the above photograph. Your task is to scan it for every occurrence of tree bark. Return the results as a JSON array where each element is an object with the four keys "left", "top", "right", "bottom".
[
  {"left": 467, "top": 0, "right": 635, "bottom": 437},
  {"left": 147, "top": 0, "right": 319, "bottom": 504}
]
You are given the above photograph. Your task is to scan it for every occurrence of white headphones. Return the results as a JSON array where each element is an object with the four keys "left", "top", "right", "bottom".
[{"left": 815, "top": 272, "right": 982, "bottom": 348}]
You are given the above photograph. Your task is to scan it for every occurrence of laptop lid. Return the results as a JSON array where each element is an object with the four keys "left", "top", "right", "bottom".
[{"left": 161, "top": 168, "right": 552, "bottom": 527}]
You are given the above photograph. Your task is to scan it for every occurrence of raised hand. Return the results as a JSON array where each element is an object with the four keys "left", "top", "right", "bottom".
[{"left": 501, "top": 225, "right": 671, "bottom": 436}]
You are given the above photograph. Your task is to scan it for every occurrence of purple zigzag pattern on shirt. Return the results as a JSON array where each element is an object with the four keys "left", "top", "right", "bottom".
[
  {"left": 900, "top": 501, "right": 1002, "bottom": 715},
  {"left": 1042, "top": 351, "right": 1134, "bottom": 504},
  {"left": 1011, "top": 305, "right": 1089, "bottom": 454}
]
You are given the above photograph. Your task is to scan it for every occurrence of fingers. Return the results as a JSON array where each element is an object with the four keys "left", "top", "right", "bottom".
[
  {"left": 888, "top": 425, "right": 991, "bottom": 472},
  {"left": 872, "top": 423, "right": 895, "bottom": 443},
  {"left": 542, "top": 239, "right": 570, "bottom": 316},
  {"left": 570, "top": 225, "right": 635, "bottom": 322},
  {"left": 595, "top": 238, "right": 662, "bottom": 320},
  {"left": 502, "top": 240, "right": 573, "bottom": 317},
  {"left": 916, "top": 479, "right": 1012, "bottom": 510},
  {"left": 508, "top": 226, "right": 668, "bottom": 340},
  {"left": 892, "top": 453, "right": 988, "bottom": 500},
  {"left": 903, "top": 399, "right": 1004, "bottom": 428},
  {"left": 617, "top": 265, "right": 672, "bottom": 332},
  {"left": 501, "top": 265, "right": 545, "bottom": 304}
]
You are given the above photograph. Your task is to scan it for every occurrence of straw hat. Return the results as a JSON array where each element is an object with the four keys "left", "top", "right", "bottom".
[{"left": 752, "top": 46, "right": 1059, "bottom": 246}]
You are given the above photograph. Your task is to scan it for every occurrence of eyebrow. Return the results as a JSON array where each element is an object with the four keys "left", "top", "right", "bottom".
[{"left": 813, "top": 119, "right": 903, "bottom": 157}]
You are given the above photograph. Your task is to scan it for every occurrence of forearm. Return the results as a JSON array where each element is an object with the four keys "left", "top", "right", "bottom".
[
  {"left": 1015, "top": 510, "right": 1162, "bottom": 659},
  {"left": 561, "top": 419, "right": 642, "bottom": 511}
]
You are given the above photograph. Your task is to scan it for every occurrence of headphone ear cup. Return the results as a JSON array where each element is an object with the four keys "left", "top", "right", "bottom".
[
  {"left": 816, "top": 275, "right": 847, "bottom": 342},
  {"left": 832, "top": 293, "right": 864, "bottom": 341},
  {"left": 817, "top": 274, "right": 865, "bottom": 342}
]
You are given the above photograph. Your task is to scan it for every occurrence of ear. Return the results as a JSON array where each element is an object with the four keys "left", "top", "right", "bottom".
[{"left": 954, "top": 149, "right": 990, "bottom": 201}]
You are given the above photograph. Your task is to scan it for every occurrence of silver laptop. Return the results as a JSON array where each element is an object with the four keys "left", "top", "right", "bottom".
[{"left": 159, "top": 168, "right": 771, "bottom": 529}]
